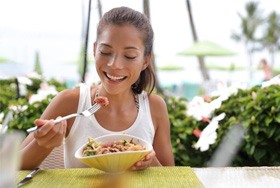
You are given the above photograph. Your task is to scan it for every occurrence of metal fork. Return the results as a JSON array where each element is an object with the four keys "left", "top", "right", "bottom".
[{"left": 27, "top": 104, "right": 101, "bottom": 133}]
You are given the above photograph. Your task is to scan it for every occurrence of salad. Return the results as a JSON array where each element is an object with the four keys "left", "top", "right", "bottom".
[{"left": 82, "top": 137, "right": 146, "bottom": 157}]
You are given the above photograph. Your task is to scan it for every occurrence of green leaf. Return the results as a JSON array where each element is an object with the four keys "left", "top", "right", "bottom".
[
  {"left": 275, "top": 116, "right": 280, "bottom": 123},
  {"left": 252, "top": 126, "right": 259, "bottom": 134},
  {"left": 265, "top": 118, "right": 273, "bottom": 126},
  {"left": 253, "top": 149, "right": 266, "bottom": 162},
  {"left": 249, "top": 145, "right": 255, "bottom": 155}
]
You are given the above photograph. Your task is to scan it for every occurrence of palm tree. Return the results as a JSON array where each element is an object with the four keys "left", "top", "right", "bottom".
[
  {"left": 34, "top": 51, "right": 43, "bottom": 75},
  {"left": 185, "top": 0, "right": 209, "bottom": 81},
  {"left": 143, "top": 0, "right": 163, "bottom": 94},
  {"left": 260, "top": 11, "right": 280, "bottom": 69},
  {"left": 231, "top": 1, "right": 263, "bottom": 81},
  {"left": 80, "top": 0, "right": 92, "bottom": 83},
  {"left": 97, "top": 0, "right": 102, "bottom": 19}
]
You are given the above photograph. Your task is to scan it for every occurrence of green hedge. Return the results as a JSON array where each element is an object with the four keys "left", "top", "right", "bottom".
[
  {"left": 166, "top": 84, "right": 280, "bottom": 167},
  {"left": 0, "top": 77, "right": 67, "bottom": 136}
]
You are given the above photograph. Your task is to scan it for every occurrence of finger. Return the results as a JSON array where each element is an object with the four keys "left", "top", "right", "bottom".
[
  {"left": 34, "top": 128, "right": 57, "bottom": 147},
  {"left": 142, "top": 150, "right": 155, "bottom": 161},
  {"left": 34, "top": 120, "right": 55, "bottom": 137},
  {"left": 45, "top": 120, "right": 66, "bottom": 148},
  {"left": 131, "top": 162, "right": 148, "bottom": 171},
  {"left": 59, "top": 120, "right": 67, "bottom": 135},
  {"left": 45, "top": 136, "right": 60, "bottom": 148},
  {"left": 132, "top": 158, "right": 152, "bottom": 171},
  {"left": 34, "top": 119, "right": 48, "bottom": 127},
  {"left": 37, "top": 122, "right": 64, "bottom": 148},
  {"left": 45, "top": 129, "right": 65, "bottom": 148},
  {"left": 147, "top": 150, "right": 156, "bottom": 158}
]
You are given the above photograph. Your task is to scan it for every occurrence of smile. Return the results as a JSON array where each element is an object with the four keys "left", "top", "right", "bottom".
[{"left": 105, "top": 72, "right": 127, "bottom": 81}]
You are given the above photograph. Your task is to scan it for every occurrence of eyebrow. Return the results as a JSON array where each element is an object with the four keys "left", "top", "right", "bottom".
[{"left": 99, "top": 43, "right": 140, "bottom": 51}]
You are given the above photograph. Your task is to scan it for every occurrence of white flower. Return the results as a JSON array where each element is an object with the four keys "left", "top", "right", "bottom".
[
  {"left": 26, "top": 71, "right": 43, "bottom": 79},
  {"left": 262, "top": 75, "right": 280, "bottom": 88},
  {"left": 19, "top": 84, "right": 28, "bottom": 96},
  {"left": 211, "top": 81, "right": 247, "bottom": 100},
  {"left": 186, "top": 95, "right": 224, "bottom": 121},
  {"left": 209, "top": 97, "right": 223, "bottom": 110},
  {"left": 187, "top": 96, "right": 213, "bottom": 120},
  {"left": 15, "top": 76, "right": 33, "bottom": 96},
  {"left": 9, "top": 105, "right": 28, "bottom": 112},
  {"left": 193, "top": 113, "right": 226, "bottom": 152},
  {"left": 29, "top": 83, "right": 58, "bottom": 104},
  {"left": 17, "top": 76, "right": 32, "bottom": 86}
]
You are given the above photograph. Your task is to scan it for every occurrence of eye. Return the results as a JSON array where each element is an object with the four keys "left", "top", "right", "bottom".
[
  {"left": 125, "top": 56, "right": 136, "bottom": 60},
  {"left": 99, "top": 50, "right": 111, "bottom": 56}
]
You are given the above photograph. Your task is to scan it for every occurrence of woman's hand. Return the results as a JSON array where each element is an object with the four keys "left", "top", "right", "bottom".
[
  {"left": 131, "top": 150, "right": 160, "bottom": 171},
  {"left": 32, "top": 118, "right": 67, "bottom": 149}
]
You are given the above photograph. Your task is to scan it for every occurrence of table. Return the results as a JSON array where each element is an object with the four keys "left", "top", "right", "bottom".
[
  {"left": 17, "top": 166, "right": 280, "bottom": 187},
  {"left": 193, "top": 166, "right": 280, "bottom": 188},
  {"left": 17, "top": 167, "right": 203, "bottom": 188}
]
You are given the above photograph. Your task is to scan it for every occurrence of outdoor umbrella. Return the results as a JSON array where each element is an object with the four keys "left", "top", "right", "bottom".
[
  {"left": 178, "top": 40, "right": 237, "bottom": 95},
  {"left": 178, "top": 40, "right": 236, "bottom": 57}
]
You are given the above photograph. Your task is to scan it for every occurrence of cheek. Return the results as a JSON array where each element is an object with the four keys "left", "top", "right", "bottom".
[
  {"left": 95, "top": 56, "right": 107, "bottom": 67},
  {"left": 95, "top": 58, "right": 104, "bottom": 74},
  {"left": 131, "top": 65, "right": 144, "bottom": 79}
]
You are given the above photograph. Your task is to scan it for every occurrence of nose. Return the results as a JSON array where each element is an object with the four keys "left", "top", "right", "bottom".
[{"left": 107, "top": 55, "right": 123, "bottom": 69}]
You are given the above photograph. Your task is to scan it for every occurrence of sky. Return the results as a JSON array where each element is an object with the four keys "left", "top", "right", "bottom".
[{"left": 0, "top": 0, "right": 280, "bottom": 83}]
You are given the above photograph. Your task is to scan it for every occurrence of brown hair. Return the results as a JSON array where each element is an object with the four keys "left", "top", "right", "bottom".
[{"left": 96, "top": 7, "right": 156, "bottom": 95}]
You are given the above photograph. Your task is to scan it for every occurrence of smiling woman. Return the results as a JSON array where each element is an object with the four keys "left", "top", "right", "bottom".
[{"left": 20, "top": 6, "right": 174, "bottom": 171}]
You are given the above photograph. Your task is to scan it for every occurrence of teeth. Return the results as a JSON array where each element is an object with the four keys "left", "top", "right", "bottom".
[{"left": 106, "top": 73, "right": 125, "bottom": 80}]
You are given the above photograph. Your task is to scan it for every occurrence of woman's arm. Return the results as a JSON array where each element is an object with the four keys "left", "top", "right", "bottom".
[
  {"left": 149, "top": 94, "right": 175, "bottom": 166},
  {"left": 132, "top": 94, "right": 175, "bottom": 170},
  {"left": 20, "top": 88, "right": 79, "bottom": 170}
]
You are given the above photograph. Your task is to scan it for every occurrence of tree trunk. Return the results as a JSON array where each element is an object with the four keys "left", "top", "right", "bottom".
[
  {"left": 97, "top": 0, "right": 102, "bottom": 19},
  {"left": 245, "top": 44, "right": 253, "bottom": 82},
  {"left": 81, "top": 0, "right": 92, "bottom": 83},
  {"left": 269, "top": 48, "right": 275, "bottom": 70},
  {"left": 186, "top": 0, "right": 210, "bottom": 81},
  {"left": 248, "top": 51, "right": 253, "bottom": 82},
  {"left": 143, "top": 0, "right": 163, "bottom": 94}
]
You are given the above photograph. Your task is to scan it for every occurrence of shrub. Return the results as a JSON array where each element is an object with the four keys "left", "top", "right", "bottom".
[
  {"left": 0, "top": 76, "right": 67, "bottom": 135},
  {"left": 166, "top": 81, "right": 280, "bottom": 167}
]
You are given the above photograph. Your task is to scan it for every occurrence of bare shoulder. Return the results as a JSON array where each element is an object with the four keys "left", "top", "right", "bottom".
[
  {"left": 56, "top": 87, "right": 80, "bottom": 101},
  {"left": 148, "top": 93, "right": 168, "bottom": 119},
  {"left": 41, "top": 87, "right": 80, "bottom": 119},
  {"left": 148, "top": 93, "right": 167, "bottom": 110}
]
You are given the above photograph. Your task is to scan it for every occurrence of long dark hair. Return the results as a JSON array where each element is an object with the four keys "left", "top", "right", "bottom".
[{"left": 96, "top": 7, "right": 156, "bottom": 95}]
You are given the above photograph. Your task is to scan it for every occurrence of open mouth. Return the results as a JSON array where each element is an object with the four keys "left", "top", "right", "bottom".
[{"left": 105, "top": 72, "right": 127, "bottom": 81}]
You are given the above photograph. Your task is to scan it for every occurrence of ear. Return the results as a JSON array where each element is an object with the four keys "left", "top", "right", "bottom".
[
  {"left": 93, "top": 42, "right": 97, "bottom": 57},
  {"left": 142, "top": 54, "right": 151, "bottom": 71}
]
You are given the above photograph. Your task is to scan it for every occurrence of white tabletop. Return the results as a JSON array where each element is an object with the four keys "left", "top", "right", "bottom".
[{"left": 193, "top": 166, "right": 280, "bottom": 188}]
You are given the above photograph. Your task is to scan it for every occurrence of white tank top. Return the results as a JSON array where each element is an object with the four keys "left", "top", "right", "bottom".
[{"left": 64, "top": 83, "right": 155, "bottom": 168}]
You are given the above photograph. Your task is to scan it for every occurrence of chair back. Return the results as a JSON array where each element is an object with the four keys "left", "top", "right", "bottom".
[{"left": 40, "top": 145, "right": 64, "bottom": 169}]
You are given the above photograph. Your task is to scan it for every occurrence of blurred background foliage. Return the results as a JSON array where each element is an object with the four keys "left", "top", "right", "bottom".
[{"left": 166, "top": 83, "right": 280, "bottom": 167}]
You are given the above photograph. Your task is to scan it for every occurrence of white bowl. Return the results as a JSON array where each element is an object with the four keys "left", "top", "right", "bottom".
[{"left": 75, "top": 134, "right": 153, "bottom": 173}]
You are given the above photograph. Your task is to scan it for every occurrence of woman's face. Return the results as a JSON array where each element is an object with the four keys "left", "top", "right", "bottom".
[{"left": 94, "top": 25, "right": 149, "bottom": 95}]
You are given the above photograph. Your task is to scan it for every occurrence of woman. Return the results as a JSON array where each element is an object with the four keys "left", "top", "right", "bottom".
[
  {"left": 259, "top": 58, "right": 272, "bottom": 81},
  {"left": 21, "top": 7, "right": 174, "bottom": 170}
]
